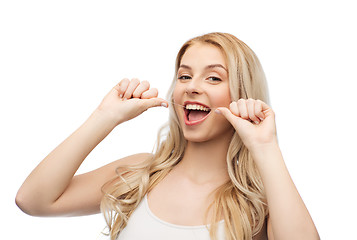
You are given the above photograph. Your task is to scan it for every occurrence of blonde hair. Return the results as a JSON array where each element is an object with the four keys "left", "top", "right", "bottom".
[{"left": 101, "top": 32, "right": 270, "bottom": 240}]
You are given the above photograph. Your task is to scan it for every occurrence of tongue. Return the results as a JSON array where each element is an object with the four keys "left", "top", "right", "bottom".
[{"left": 188, "top": 110, "right": 208, "bottom": 121}]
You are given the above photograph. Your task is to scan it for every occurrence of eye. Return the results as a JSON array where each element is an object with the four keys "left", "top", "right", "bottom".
[
  {"left": 207, "top": 76, "right": 222, "bottom": 82},
  {"left": 178, "top": 75, "right": 192, "bottom": 80}
]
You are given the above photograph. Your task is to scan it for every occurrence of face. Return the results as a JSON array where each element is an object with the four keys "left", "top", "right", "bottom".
[{"left": 173, "top": 43, "right": 234, "bottom": 143}]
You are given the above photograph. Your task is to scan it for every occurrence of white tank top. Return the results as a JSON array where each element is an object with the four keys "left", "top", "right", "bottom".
[{"left": 117, "top": 195, "right": 225, "bottom": 239}]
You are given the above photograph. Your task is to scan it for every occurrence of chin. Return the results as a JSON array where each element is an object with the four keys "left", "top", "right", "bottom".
[
  {"left": 183, "top": 134, "right": 211, "bottom": 143},
  {"left": 182, "top": 128, "right": 234, "bottom": 144}
]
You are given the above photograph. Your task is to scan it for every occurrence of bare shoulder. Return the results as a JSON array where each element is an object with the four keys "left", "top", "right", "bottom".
[
  {"left": 78, "top": 152, "right": 152, "bottom": 177},
  {"left": 112, "top": 152, "right": 153, "bottom": 168},
  {"left": 103, "top": 152, "right": 153, "bottom": 176},
  {"left": 78, "top": 152, "right": 153, "bottom": 188}
]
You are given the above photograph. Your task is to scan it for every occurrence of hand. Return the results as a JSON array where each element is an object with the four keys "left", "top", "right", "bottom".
[
  {"left": 96, "top": 78, "right": 168, "bottom": 125},
  {"left": 216, "top": 99, "right": 277, "bottom": 151}
]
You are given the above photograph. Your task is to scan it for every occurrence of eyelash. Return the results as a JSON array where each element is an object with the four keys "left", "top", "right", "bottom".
[
  {"left": 178, "top": 75, "right": 191, "bottom": 80},
  {"left": 207, "top": 76, "right": 221, "bottom": 82},
  {"left": 177, "top": 75, "right": 222, "bottom": 82}
]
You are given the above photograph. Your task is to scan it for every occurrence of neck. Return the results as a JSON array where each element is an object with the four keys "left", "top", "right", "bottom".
[{"left": 176, "top": 135, "right": 233, "bottom": 185}]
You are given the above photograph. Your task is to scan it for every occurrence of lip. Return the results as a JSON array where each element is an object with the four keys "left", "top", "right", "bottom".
[
  {"left": 183, "top": 101, "right": 211, "bottom": 126},
  {"left": 183, "top": 101, "right": 211, "bottom": 109}
]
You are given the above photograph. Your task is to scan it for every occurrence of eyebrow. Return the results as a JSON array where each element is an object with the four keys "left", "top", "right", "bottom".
[{"left": 179, "top": 64, "right": 228, "bottom": 72}]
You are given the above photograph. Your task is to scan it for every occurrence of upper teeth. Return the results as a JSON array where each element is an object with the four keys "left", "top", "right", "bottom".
[{"left": 185, "top": 104, "right": 210, "bottom": 111}]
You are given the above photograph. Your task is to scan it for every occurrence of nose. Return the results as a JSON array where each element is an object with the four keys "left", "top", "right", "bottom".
[{"left": 185, "top": 78, "right": 202, "bottom": 95}]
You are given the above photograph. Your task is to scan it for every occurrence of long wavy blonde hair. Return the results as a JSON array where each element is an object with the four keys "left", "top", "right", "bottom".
[{"left": 101, "top": 32, "right": 270, "bottom": 240}]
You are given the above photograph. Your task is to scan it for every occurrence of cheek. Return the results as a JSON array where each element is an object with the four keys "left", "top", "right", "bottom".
[
  {"left": 212, "top": 88, "right": 231, "bottom": 107},
  {"left": 172, "top": 84, "right": 183, "bottom": 103},
  {"left": 172, "top": 85, "right": 183, "bottom": 117}
]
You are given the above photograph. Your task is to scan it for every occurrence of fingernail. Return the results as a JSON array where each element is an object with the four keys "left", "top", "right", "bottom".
[
  {"left": 254, "top": 121, "right": 260, "bottom": 125},
  {"left": 119, "top": 94, "right": 123, "bottom": 98},
  {"left": 161, "top": 103, "right": 168, "bottom": 108},
  {"left": 215, "top": 109, "right": 221, "bottom": 114}
]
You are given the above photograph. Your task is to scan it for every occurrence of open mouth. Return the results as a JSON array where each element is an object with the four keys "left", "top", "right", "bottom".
[{"left": 184, "top": 102, "right": 211, "bottom": 125}]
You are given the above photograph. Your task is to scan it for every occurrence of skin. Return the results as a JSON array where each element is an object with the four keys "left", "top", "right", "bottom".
[
  {"left": 149, "top": 43, "right": 235, "bottom": 228},
  {"left": 15, "top": 43, "right": 319, "bottom": 239},
  {"left": 15, "top": 79, "right": 168, "bottom": 216}
]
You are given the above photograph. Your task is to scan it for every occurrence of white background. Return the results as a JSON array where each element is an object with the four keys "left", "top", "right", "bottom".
[{"left": 1, "top": 1, "right": 356, "bottom": 239}]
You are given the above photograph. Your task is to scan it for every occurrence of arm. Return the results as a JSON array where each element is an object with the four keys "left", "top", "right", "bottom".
[
  {"left": 252, "top": 143, "right": 318, "bottom": 240},
  {"left": 15, "top": 79, "right": 168, "bottom": 217},
  {"left": 217, "top": 99, "right": 319, "bottom": 240}
]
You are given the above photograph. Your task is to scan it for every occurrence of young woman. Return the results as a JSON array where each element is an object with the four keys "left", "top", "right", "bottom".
[{"left": 16, "top": 32, "right": 319, "bottom": 240}]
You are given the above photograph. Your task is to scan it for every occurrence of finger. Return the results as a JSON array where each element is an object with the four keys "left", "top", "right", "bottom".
[
  {"left": 247, "top": 98, "right": 260, "bottom": 124},
  {"left": 141, "top": 88, "right": 159, "bottom": 99},
  {"left": 237, "top": 99, "right": 249, "bottom": 120},
  {"left": 132, "top": 80, "right": 150, "bottom": 98},
  {"left": 118, "top": 78, "right": 130, "bottom": 98},
  {"left": 229, "top": 102, "right": 239, "bottom": 116},
  {"left": 123, "top": 78, "right": 140, "bottom": 99},
  {"left": 255, "top": 99, "right": 265, "bottom": 120},
  {"left": 260, "top": 100, "right": 271, "bottom": 112},
  {"left": 260, "top": 100, "right": 274, "bottom": 118},
  {"left": 113, "top": 82, "right": 121, "bottom": 93}
]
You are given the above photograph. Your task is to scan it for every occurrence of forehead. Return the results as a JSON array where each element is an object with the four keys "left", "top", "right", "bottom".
[{"left": 180, "top": 43, "right": 227, "bottom": 68}]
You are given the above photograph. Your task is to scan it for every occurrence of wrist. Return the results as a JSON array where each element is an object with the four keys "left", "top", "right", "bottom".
[
  {"left": 248, "top": 139, "right": 280, "bottom": 161},
  {"left": 90, "top": 108, "right": 121, "bottom": 130}
]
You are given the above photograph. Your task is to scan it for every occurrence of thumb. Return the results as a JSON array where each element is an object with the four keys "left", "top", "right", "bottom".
[
  {"left": 141, "top": 98, "right": 169, "bottom": 110},
  {"left": 215, "top": 107, "right": 237, "bottom": 125}
]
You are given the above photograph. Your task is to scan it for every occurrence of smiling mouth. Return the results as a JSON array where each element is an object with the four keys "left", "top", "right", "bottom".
[{"left": 184, "top": 103, "right": 211, "bottom": 125}]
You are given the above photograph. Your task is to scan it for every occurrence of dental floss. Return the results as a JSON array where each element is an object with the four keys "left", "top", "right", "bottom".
[
  {"left": 168, "top": 101, "right": 218, "bottom": 111},
  {"left": 167, "top": 101, "right": 264, "bottom": 124}
]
